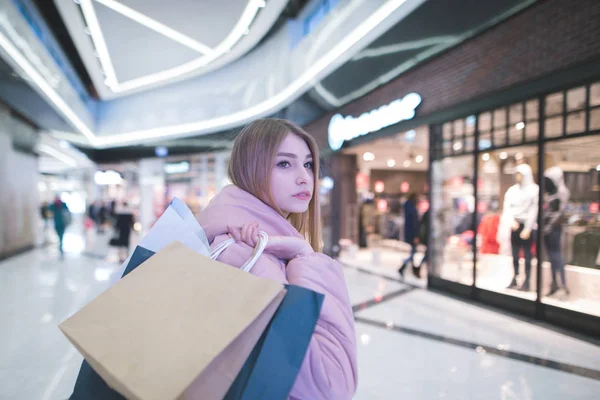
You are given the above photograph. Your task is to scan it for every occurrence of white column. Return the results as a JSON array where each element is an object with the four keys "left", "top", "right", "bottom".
[{"left": 138, "top": 158, "right": 165, "bottom": 235}]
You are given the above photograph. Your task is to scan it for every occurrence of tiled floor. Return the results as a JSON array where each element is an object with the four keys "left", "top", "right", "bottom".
[{"left": 1, "top": 225, "right": 599, "bottom": 399}]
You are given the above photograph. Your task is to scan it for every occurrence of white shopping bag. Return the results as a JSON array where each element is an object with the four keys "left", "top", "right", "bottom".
[{"left": 113, "top": 199, "right": 211, "bottom": 282}]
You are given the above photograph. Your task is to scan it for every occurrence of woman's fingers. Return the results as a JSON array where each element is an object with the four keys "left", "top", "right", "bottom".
[{"left": 227, "top": 225, "right": 242, "bottom": 242}]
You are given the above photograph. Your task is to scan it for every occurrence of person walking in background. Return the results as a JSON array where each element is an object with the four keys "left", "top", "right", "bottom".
[
  {"left": 398, "top": 193, "right": 420, "bottom": 278},
  {"left": 412, "top": 208, "right": 430, "bottom": 278},
  {"left": 49, "top": 195, "right": 71, "bottom": 259},
  {"left": 109, "top": 202, "right": 135, "bottom": 263}
]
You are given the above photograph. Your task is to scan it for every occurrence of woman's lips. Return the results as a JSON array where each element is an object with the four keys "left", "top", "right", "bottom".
[{"left": 293, "top": 192, "right": 311, "bottom": 201}]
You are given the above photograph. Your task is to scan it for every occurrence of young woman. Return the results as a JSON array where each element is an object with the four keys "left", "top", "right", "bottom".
[{"left": 197, "top": 118, "right": 357, "bottom": 400}]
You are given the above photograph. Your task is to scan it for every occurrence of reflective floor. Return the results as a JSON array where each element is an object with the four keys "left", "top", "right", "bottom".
[{"left": 1, "top": 225, "right": 599, "bottom": 399}]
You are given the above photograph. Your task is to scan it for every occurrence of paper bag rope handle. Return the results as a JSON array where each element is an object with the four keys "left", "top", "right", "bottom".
[{"left": 209, "top": 231, "right": 269, "bottom": 273}]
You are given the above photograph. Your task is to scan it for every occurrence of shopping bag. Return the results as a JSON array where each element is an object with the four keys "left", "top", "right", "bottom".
[
  {"left": 224, "top": 285, "right": 324, "bottom": 400},
  {"left": 111, "top": 198, "right": 210, "bottom": 284},
  {"left": 61, "top": 241, "right": 286, "bottom": 400}
]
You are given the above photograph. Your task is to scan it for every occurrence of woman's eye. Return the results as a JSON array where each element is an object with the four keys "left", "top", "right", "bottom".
[
  {"left": 277, "top": 161, "right": 291, "bottom": 168},
  {"left": 304, "top": 161, "right": 313, "bottom": 169}
]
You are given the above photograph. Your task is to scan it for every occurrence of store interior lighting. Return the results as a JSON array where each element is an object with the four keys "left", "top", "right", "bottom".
[
  {"left": 500, "top": 151, "right": 508, "bottom": 160},
  {"left": 403, "top": 160, "right": 411, "bottom": 168},
  {"left": 453, "top": 141, "right": 463, "bottom": 151},
  {"left": 515, "top": 122, "right": 525, "bottom": 130},
  {"left": 415, "top": 155, "right": 424, "bottom": 163},
  {"left": 363, "top": 152, "right": 376, "bottom": 161},
  {"left": 482, "top": 153, "right": 490, "bottom": 161},
  {"left": 387, "top": 159, "right": 396, "bottom": 167},
  {"left": 515, "top": 152, "right": 524, "bottom": 160}
]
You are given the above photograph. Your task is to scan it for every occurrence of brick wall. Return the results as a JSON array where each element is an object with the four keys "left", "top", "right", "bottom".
[{"left": 307, "top": 0, "right": 600, "bottom": 148}]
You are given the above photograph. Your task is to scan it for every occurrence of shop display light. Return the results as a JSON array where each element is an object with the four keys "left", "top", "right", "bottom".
[
  {"left": 363, "top": 152, "right": 375, "bottom": 161},
  {"left": 515, "top": 122, "right": 525, "bottom": 130},
  {"left": 482, "top": 153, "right": 490, "bottom": 161},
  {"left": 453, "top": 141, "right": 463, "bottom": 151},
  {"left": 415, "top": 155, "right": 424, "bottom": 163},
  {"left": 387, "top": 159, "right": 396, "bottom": 167},
  {"left": 403, "top": 160, "right": 411, "bottom": 168},
  {"left": 500, "top": 152, "right": 508, "bottom": 160}
]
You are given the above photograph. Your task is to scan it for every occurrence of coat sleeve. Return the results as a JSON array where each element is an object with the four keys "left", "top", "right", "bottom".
[
  {"left": 286, "top": 253, "right": 358, "bottom": 400},
  {"left": 212, "top": 235, "right": 358, "bottom": 400}
]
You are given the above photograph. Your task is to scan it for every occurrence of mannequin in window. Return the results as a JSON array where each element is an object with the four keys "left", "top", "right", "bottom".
[
  {"left": 502, "top": 163, "right": 539, "bottom": 291},
  {"left": 543, "top": 167, "right": 570, "bottom": 295}
]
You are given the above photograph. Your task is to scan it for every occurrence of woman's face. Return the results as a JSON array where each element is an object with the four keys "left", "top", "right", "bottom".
[{"left": 270, "top": 134, "right": 315, "bottom": 217}]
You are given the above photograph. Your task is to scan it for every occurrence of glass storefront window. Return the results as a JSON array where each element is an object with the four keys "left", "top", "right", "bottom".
[
  {"left": 526, "top": 99, "right": 539, "bottom": 121},
  {"left": 494, "top": 108, "right": 507, "bottom": 129},
  {"left": 546, "top": 92, "right": 564, "bottom": 116},
  {"left": 567, "top": 87, "right": 586, "bottom": 111},
  {"left": 525, "top": 121, "right": 539, "bottom": 141},
  {"left": 509, "top": 103, "right": 523, "bottom": 125},
  {"left": 567, "top": 111, "right": 586, "bottom": 135},
  {"left": 542, "top": 136, "right": 600, "bottom": 317},
  {"left": 545, "top": 116, "right": 563, "bottom": 138},
  {"left": 494, "top": 128, "right": 507, "bottom": 147},
  {"left": 475, "top": 146, "right": 539, "bottom": 300},
  {"left": 591, "top": 108, "right": 600, "bottom": 131},
  {"left": 479, "top": 112, "right": 492, "bottom": 132},
  {"left": 591, "top": 82, "right": 600, "bottom": 107},
  {"left": 430, "top": 156, "right": 475, "bottom": 286}
]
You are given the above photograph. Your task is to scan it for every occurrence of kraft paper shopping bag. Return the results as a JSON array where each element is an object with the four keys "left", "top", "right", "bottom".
[{"left": 60, "top": 241, "right": 285, "bottom": 400}]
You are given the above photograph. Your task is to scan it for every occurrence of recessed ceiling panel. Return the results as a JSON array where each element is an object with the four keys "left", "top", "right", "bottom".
[
  {"left": 121, "top": 0, "right": 247, "bottom": 48},
  {"left": 93, "top": 1, "right": 201, "bottom": 83}
]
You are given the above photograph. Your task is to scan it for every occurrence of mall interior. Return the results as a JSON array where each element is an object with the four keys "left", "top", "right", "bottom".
[{"left": 1, "top": 0, "right": 599, "bottom": 399}]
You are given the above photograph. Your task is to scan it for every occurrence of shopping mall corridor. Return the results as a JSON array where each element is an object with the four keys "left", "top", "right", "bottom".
[{"left": 1, "top": 224, "right": 599, "bottom": 400}]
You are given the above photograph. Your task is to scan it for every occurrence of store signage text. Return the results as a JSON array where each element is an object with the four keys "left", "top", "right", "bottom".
[{"left": 328, "top": 92, "right": 422, "bottom": 150}]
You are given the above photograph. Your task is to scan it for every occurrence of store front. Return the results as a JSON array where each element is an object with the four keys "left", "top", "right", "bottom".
[
  {"left": 428, "top": 80, "right": 600, "bottom": 336},
  {"left": 306, "top": 0, "right": 600, "bottom": 337}
]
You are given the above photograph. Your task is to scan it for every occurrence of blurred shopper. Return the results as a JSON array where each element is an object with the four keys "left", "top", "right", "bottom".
[
  {"left": 109, "top": 202, "right": 135, "bottom": 263},
  {"left": 49, "top": 195, "right": 71, "bottom": 258},
  {"left": 412, "top": 208, "right": 430, "bottom": 278},
  {"left": 197, "top": 118, "right": 357, "bottom": 400},
  {"left": 398, "top": 193, "right": 420, "bottom": 278},
  {"left": 97, "top": 203, "right": 108, "bottom": 233}
]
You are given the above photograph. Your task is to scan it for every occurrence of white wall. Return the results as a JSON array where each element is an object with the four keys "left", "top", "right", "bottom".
[{"left": 0, "top": 107, "right": 39, "bottom": 257}]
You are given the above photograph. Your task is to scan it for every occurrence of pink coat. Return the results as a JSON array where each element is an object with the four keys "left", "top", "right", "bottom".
[{"left": 197, "top": 185, "right": 357, "bottom": 400}]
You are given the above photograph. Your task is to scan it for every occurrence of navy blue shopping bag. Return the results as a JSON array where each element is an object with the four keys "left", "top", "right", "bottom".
[
  {"left": 224, "top": 285, "right": 324, "bottom": 400},
  {"left": 69, "top": 246, "right": 323, "bottom": 400}
]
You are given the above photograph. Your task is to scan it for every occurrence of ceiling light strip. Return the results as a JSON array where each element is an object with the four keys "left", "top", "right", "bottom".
[
  {"left": 81, "top": 0, "right": 263, "bottom": 93},
  {"left": 37, "top": 144, "right": 78, "bottom": 167},
  {"left": 93, "top": 0, "right": 214, "bottom": 55},
  {"left": 93, "top": 0, "right": 410, "bottom": 146},
  {"left": 0, "top": 0, "right": 408, "bottom": 148},
  {"left": 0, "top": 24, "right": 96, "bottom": 143},
  {"left": 80, "top": 0, "right": 119, "bottom": 87}
]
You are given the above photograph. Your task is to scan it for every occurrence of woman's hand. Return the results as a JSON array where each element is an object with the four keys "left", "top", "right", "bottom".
[
  {"left": 227, "top": 222, "right": 313, "bottom": 260},
  {"left": 227, "top": 221, "right": 260, "bottom": 248}
]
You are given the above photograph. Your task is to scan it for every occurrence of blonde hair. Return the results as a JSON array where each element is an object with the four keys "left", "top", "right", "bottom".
[{"left": 228, "top": 118, "right": 322, "bottom": 252}]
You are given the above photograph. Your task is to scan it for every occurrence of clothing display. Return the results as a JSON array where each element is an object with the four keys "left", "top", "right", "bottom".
[
  {"left": 478, "top": 213, "right": 501, "bottom": 254},
  {"left": 543, "top": 167, "right": 570, "bottom": 290},
  {"left": 572, "top": 228, "right": 600, "bottom": 268},
  {"left": 503, "top": 163, "right": 539, "bottom": 232},
  {"left": 510, "top": 223, "right": 537, "bottom": 287}
]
